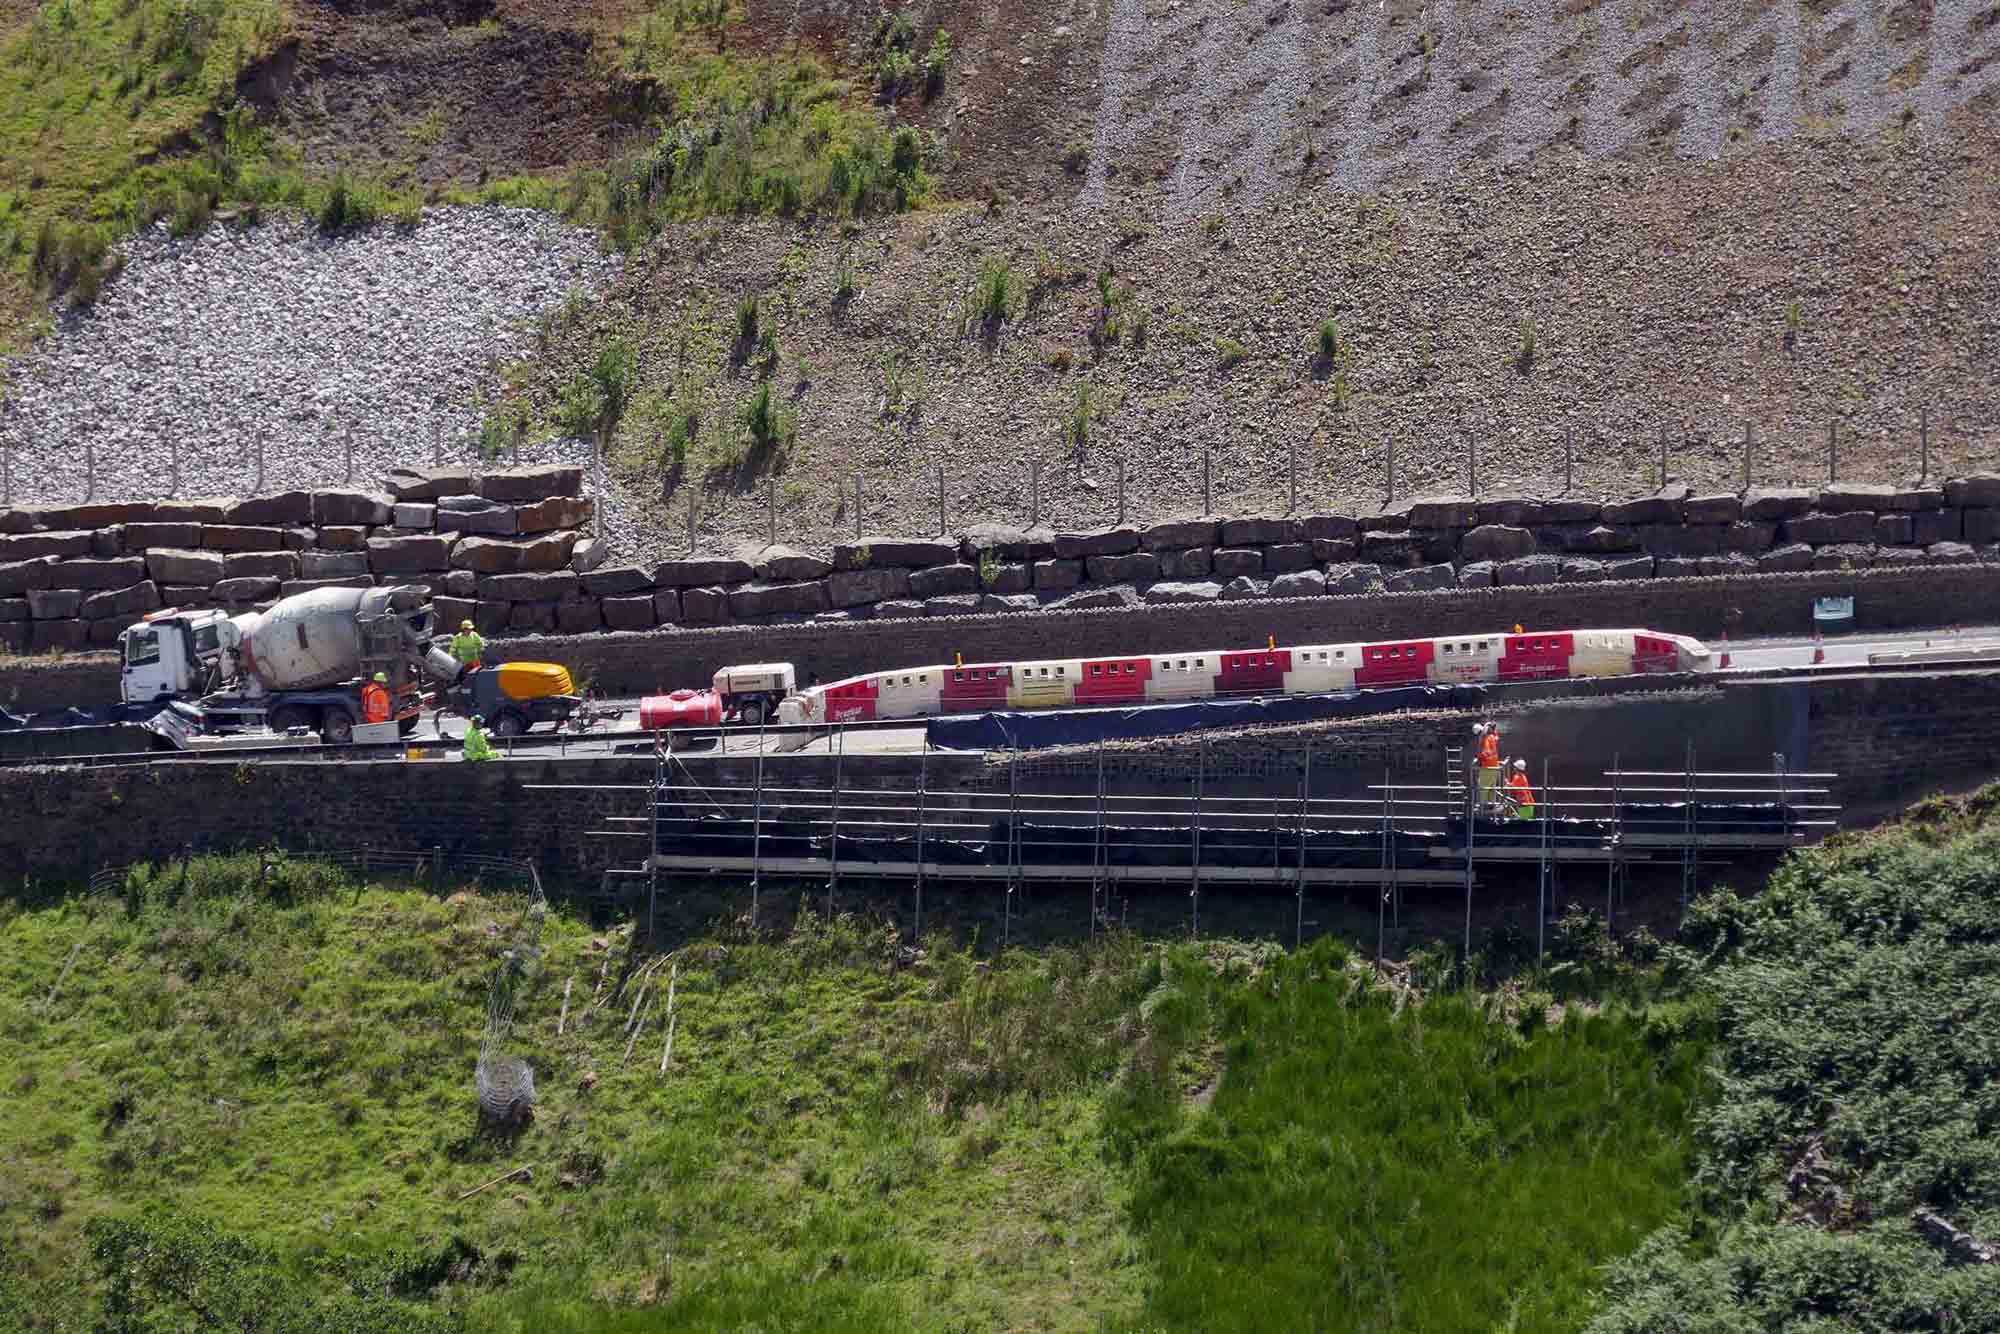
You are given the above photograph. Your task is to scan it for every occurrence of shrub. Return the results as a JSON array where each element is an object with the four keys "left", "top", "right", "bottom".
[
  {"left": 1067, "top": 381, "right": 1093, "bottom": 448},
  {"left": 922, "top": 29, "right": 953, "bottom": 97},
  {"left": 1515, "top": 316, "right": 1537, "bottom": 372},
  {"left": 1315, "top": 317, "right": 1340, "bottom": 364},
  {"left": 877, "top": 46, "right": 915, "bottom": 96},
  {"left": 975, "top": 254, "right": 1012, "bottom": 324},
  {"left": 1214, "top": 336, "right": 1247, "bottom": 370},
  {"left": 736, "top": 291, "right": 759, "bottom": 345},
  {"left": 741, "top": 379, "right": 792, "bottom": 451}
]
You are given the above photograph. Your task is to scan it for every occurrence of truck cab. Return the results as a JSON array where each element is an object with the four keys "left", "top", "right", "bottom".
[
  {"left": 711, "top": 662, "right": 796, "bottom": 726},
  {"left": 120, "top": 608, "right": 235, "bottom": 704}
]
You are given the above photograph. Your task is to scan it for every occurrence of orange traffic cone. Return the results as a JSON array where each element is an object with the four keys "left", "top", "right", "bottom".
[
  {"left": 1718, "top": 631, "right": 1731, "bottom": 669},
  {"left": 1812, "top": 628, "right": 1824, "bottom": 665}
]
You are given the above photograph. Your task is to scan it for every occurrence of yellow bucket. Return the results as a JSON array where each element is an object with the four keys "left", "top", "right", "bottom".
[{"left": 496, "top": 662, "right": 575, "bottom": 701}]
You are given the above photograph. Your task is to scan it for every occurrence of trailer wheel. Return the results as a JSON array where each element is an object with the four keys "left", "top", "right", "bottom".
[
  {"left": 321, "top": 710, "right": 355, "bottom": 745},
  {"left": 738, "top": 698, "right": 766, "bottom": 727},
  {"left": 491, "top": 710, "right": 528, "bottom": 738},
  {"left": 270, "top": 704, "right": 314, "bottom": 736}
]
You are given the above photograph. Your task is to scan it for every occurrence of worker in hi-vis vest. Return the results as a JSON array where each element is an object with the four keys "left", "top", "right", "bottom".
[
  {"left": 1506, "top": 759, "right": 1536, "bottom": 820},
  {"left": 1475, "top": 722, "right": 1503, "bottom": 804}
]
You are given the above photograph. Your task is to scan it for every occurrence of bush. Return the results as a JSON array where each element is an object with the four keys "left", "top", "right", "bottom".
[
  {"left": 1315, "top": 317, "right": 1339, "bottom": 363},
  {"left": 1214, "top": 336, "right": 1247, "bottom": 370},
  {"left": 1515, "top": 315, "right": 1537, "bottom": 372},
  {"left": 735, "top": 291, "right": 759, "bottom": 345},
  {"left": 741, "top": 379, "right": 791, "bottom": 451},
  {"left": 922, "top": 29, "right": 953, "bottom": 97},
  {"left": 975, "top": 254, "right": 1012, "bottom": 324}
]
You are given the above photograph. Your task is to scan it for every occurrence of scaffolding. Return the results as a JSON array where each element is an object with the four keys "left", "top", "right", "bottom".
[{"left": 528, "top": 728, "right": 1840, "bottom": 963}]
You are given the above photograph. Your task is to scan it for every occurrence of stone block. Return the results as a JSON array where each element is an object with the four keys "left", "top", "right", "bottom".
[
  {"left": 979, "top": 594, "right": 1041, "bottom": 614},
  {"left": 1359, "top": 532, "right": 1421, "bottom": 566},
  {"left": 284, "top": 527, "right": 318, "bottom": 552},
  {"left": 1030, "top": 559, "right": 1083, "bottom": 592},
  {"left": 1558, "top": 559, "right": 1605, "bottom": 582},
  {"left": 30, "top": 620, "right": 88, "bottom": 652},
  {"left": 1310, "top": 537, "right": 1358, "bottom": 562},
  {"left": 0, "top": 597, "right": 24, "bottom": 621},
  {"left": 319, "top": 525, "right": 369, "bottom": 551},
  {"left": 436, "top": 500, "right": 519, "bottom": 537},
  {"left": 466, "top": 600, "right": 507, "bottom": 635},
  {"left": 1756, "top": 543, "right": 1815, "bottom": 573},
  {"left": 1324, "top": 562, "right": 1386, "bottom": 595},
  {"left": 1360, "top": 503, "right": 1413, "bottom": 531},
  {"left": 982, "top": 562, "right": 1032, "bottom": 595},
  {"left": 1086, "top": 552, "right": 1159, "bottom": 584},
  {"left": 1638, "top": 524, "right": 1728, "bottom": 557},
  {"left": 834, "top": 537, "right": 959, "bottom": 570},
  {"left": 601, "top": 595, "right": 657, "bottom": 631},
  {"left": 311, "top": 490, "right": 394, "bottom": 527},
  {"left": 1157, "top": 548, "right": 1211, "bottom": 578},
  {"left": 1894, "top": 486, "right": 1946, "bottom": 510},
  {"left": 122, "top": 522, "right": 203, "bottom": 550},
  {"left": 0, "top": 621, "right": 26, "bottom": 652},
  {"left": 755, "top": 546, "right": 833, "bottom": 581},
  {"left": 1386, "top": 563, "right": 1457, "bottom": 592},
  {"left": 432, "top": 595, "right": 476, "bottom": 628},
  {"left": 1965, "top": 509, "right": 2000, "bottom": 545},
  {"left": 1683, "top": 493, "right": 1743, "bottom": 525},
  {"left": 1723, "top": 522, "right": 1776, "bottom": 554},
  {"left": 77, "top": 581, "right": 161, "bottom": 620},
  {"left": 509, "top": 601, "right": 558, "bottom": 633},
  {"left": 1698, "top": 554, "right": 1759, "bottom": 576},
  {"left": 923, "top": 594, "right": 981, "bottom": 617},
  {"left": 145, "top": 548, "right": 225, "bottom": 586},
  {"left": 1405, "top": 497, "right": 1478, "bottom": 529},
  {"left": 1262, "top": 543, "right": 1315, "bottom": 574},
  {"left": 18, "top": 501, "right": 153, "bottom": 527},
  {"left": 514, "top": 496, "right": 592, "bottom": 534},
  {"left": 520, "top": 534, "right": 578, "bottom": 572},
  {"left": 1813, "top": 542, "right": 1875, "bottom": 570},
  {"left": 1459, "top": 525, "right": 1536, "bottom": 561},
  {"left": 1913, "top": 510, "right": 1962, "bottom": 546},
  {"left": 383, "top": 466, "right": 475, "bottom": 502},
  {"left": 1141, "top": 519, "right": 1218, "bottom": 551},
  {"left": 958, "top": 523, "right": 1056, "bottom": 562},
  {"left": 478, "top": 571, "right": 580, "bottom": 601},
  {"left": 0, "top": 530, "right": 92, "bottom": 561},
  {"left": 213, "top": 576, "right": 280, "bottom": 603},
  {"left": 581, "top": 565, "right": 654, "bottom": 597},
  {"left": 1457, "top": 561, "right": 1495, "bottom": 587},
  {"left": 651, "top": 589, "right": 684, "bottom": 624},
  {"left": 1564, "top": 524, "right": 1639, "bottom": 553},
  {"left": 299, "top": 550, "right": 370, "bottom": 580},
  {"left": 1211, "top": 548, "right": 1264, "bottom": 577},
  {"left": 1741, "top": 487, "right": 1815, "bottom": 521},
  {"left": 1782, "top": 512, "right": 1876, "bottom": 545},
  {"left": 448, "top": 536, "right": 524, "bottom": 574},
  {"left": 909, "top": 564, "right": 979, "bottom": 598},
  {"left": 201, "top": 524, "right": 287, "bottom": 552},
  {"left": 1219, "top": 517, "right": 1296, "bottom": 545},
  {"left": 1872, "top": 546, "right": 1926, "bottom": 566},
  {"left": 51, "top": 557, "right": 147, "bottom": 590},
  {"left": 1044, "top": 585, "right": 1137, "bottom": 611},
  {"left": 1927, "top": 541, "right": 1978, "bottom": 564},
  {"left": 0, "top": 509, "right": 31, "bottom": 535},
  {"left": 555, "top": 595, "right": 602, "bottom": 635},
  {"left": 368, "top": 535, "right": 454, "bottom": 574},
  {"left": 1654, "top": 557, "right": 1701, "bottom": 578},
  {"left": 1874, "top": 514, "right": 1914, "bottom": 546},
  {"left": 680, "top": 587, "right": 728, "bottom": 624},
  {"left": 151, "top": 499, "right": 231, "bottom": 523},
  {"left": 87, "top": 617, "right": 127, "bottom": 647},
  {"left": 392, "top": 503, "right": 436, "bottom": 530},
  {"left": 1220, "top": 575, "right": 1269, "bottom": 600},
  {"left": 729, "top": 581, "right": 831, "bottom": 618},
  {"left": 1496, "top": 555, "right": 1563, "bottom": 586},
  {"left": 0, "top": 559, "right": 54, "bottom": 596},
  {"left": 1945, "top": 475, "right": 2000, "bottom": 507},
  {"left": 480, "top": 464, "right": 583, "bottom": 501},
  {"left": 224, "top": 492, "right": 309, "bottom": 526},
  {"left": 1816, "top": 482, "right": 1902, "bottom": 513},
  {"left": 1602, "top": 483, "right": 1688, "bottom": 526},
  {"left": 1144, "top": 580, "right": 1223, "bottom": 604},
  {"left": 830, "top": 568, "right": 912, "bottom": 607},
  {"left": 89, "top": 528, "right": 121, "bottom": 558},
  {"left": 28, "top": 588, "right": 82, "bottom": 619},
  {"left": 569, "top": 539, "right": 603, "bottom": 578},
  {"left": 1605, "top": 555, "right": 1656, "bottom": 580},
  {"left": 1298, "top": 514, "right": 1361, "bottom": 541},
  {"left": 280, "top": 578, "right": 373, "bottom": 598},
  {"left": 1268, "top": 569, "right": 1327, "bottom": 598},
  {"left": 874, "top": 599, "right": 927, "bottom": 619},
  {"left": 1053, "top": 527, "right": 1140, "bottom": 558},
  {"left": 224, "top": 551, "right": 299, "bottom": 580},
  {"left": 653, "top": 557, "right": 756, "bottom": 587}
]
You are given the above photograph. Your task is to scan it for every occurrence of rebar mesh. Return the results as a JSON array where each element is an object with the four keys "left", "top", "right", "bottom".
[{"left": 475, "top": 1053, "right": 537, "bottom": 1126}]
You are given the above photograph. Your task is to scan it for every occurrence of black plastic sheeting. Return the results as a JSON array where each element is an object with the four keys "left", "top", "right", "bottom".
[
  {"left": 924, "top": 684, "right": 1495, "bottom": 752},
  {"left": 653, "top": 802, "right": 1796, "bottom": 872}
]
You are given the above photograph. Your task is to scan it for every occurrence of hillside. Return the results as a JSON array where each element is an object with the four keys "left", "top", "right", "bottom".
[{"left": 0, "top": 0, "right": 1993, "bottom": 559}]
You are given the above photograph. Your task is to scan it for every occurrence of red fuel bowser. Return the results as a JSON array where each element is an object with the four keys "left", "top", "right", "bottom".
[{"left": 639, "top": 689, "right": 724, "bottom": 730}]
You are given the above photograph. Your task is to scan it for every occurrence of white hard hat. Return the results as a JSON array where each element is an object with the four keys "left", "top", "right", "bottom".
[
  {"left": 1472, "top": 723, "right": 1485, "bottom": 735},
  {"left": 1513, "top": 758, "right": 1526, "bottom": 770}
]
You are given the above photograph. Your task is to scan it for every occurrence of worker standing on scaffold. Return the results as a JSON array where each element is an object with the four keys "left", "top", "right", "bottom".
[
  {"left": 1506, "top": 758, "right": 1536, "bottom": 820},
  {"left": 1475, "top": 722, "right": 1503, "bottom": 806}
]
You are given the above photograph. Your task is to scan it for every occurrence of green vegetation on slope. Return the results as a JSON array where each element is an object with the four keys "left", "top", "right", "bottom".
[
  {"left": 1101, "top": 941, "right": 1710, "bottom": 1332},
  {"left": 1589, "top": 789, "right": 2000, "bottom": 1330}
]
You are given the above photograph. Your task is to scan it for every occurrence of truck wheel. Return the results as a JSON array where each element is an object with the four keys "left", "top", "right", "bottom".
[
  {"left": 739, "top": 699, "right": 766, "bottom": 727},
  {"left": 492, "top": 710, "right": 528, "bottom": 738},
  {"left": 270, "top": 705, "right": 314, "bottom": 735},
  {"left": 321, "top": 710, "right": 355, "bottom": 745},
  {"left": 397, "top": 715, "right": 420, "bottom": 737}
]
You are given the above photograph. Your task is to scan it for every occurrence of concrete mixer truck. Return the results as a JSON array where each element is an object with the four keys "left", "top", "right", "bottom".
[{"left": 117, "top": 585, "right": 466, "bottom": 745}]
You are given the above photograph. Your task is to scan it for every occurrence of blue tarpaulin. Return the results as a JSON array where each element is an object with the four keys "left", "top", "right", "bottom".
[{"left": 923, "top": 683, "right": 1496, "bottom": 752}]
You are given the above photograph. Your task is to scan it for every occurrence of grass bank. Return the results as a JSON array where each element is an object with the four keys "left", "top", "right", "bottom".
[{"left": 1, "top": 854, "right": 1711, "bottom": 1331}]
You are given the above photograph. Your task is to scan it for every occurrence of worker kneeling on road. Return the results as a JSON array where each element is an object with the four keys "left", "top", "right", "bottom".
[
  {"left": 451, "top": 619, "right": 487, "bottom": 670},
  {"left": 1476, "top": 722, "right": 1502, "bottom": 803},
  {"left": 1506, "top": 758, "right": 1536, "bottom": 820},
  {"left": 463, "top": 714, "right": 496, "bottom": 763},
  {"left": 361, "top": 671, "right": 391, "bottom": 724}
]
